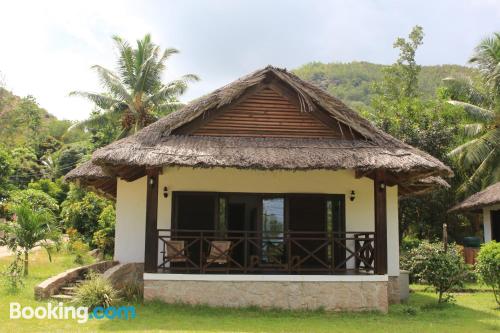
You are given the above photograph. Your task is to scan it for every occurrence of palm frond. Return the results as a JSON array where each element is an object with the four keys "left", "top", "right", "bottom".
[
  {"left": 458, "top": 148, "right": 498, "bottom": 194},
  {"left": 447, "top": 100, "right": 495, "bottom": 122},
  {"left": 469, "top": 32, "right": 500, "bottom": 92},
  {"left": 449, "top": 128, "right": 499, "bottom": 169},
  {"left": 91, "top": 65, "right": 131, "bottom": 102},
  {"left": 462, "top": 123, "right": 485, "bottom": 137},
  {"left": 69, "top": 91, "right": 121, "bottom": 110},
  {"left": 112, "top": 35, "right": 136, "bottom": 88}
]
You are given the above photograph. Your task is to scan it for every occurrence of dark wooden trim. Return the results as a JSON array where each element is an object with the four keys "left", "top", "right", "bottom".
[
  {"left": 374, "top": 170, "right": 387, "bottom": 275},
  {"left": 144, "top": 169, "right": 159, "bottom": 273}
]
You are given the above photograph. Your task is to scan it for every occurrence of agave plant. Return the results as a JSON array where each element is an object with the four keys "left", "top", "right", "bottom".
[{"left": 71, "top": 34, "right": 199, "bottom": 138}]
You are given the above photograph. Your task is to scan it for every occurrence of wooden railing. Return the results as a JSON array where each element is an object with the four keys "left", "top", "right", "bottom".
[{"left": 157, "top": 229, "right": 375, "bottom": 274}]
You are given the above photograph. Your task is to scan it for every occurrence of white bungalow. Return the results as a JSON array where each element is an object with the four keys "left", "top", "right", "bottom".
[
  {"left": 449, "top": 182, "right": 500, "bottom": 243},
  {"left": 66, "top": 66, "right": 451, "bottom": 312}
]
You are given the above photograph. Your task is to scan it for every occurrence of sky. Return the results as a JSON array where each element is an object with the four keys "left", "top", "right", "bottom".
[{"left": 0, "top": 0, "right": 498, "bottom": 120}]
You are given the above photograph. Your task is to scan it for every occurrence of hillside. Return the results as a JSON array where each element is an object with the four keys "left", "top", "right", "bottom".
[
  {"left": 293, "top": 61, "right": 478, "bottom": 110},
  {"left": 0, "top": 87, "right": 77, "bottom": 149}
]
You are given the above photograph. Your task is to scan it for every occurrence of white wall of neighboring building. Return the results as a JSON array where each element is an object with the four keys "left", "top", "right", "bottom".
[
  {"left": 114, "top": 167, "right": 400, "bottom": 276},
  {"left": 483, "top": 204, "right": 500, "bottom": 242}
]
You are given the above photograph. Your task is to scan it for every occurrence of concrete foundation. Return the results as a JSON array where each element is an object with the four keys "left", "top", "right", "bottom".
[{"left": 144, "top": 274, "right": 389, "bottom": 312}]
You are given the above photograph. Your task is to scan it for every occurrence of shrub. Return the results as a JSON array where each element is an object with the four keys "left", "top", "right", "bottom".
[
  {"left": 120, "top": 281, "right": 144, "bottom": 303},
  {"left": 92, "top": 205, "right": 115, "bottom": 257},
  {"left": 7, "top": 189, "right": 59, "bottom": 214},
  {"left": 401, "top": 235, "right": 421, "bottom": 252},
  {"left": 61, "top": 186, "right": 110, "bottom": 241},
  {"left": 28, "top": 178, "right": 68, "bottom": 205},
  {"left": 0, "top": 204, "right": 60, "bottom": 276},
  {"left": 406, "top": 241, "right": 466, "bottom": 303},
  {"left": 1, "top": 250, "right": 24, "bottom": 291},
  {"left": 476, "top": 241, "right": 500, "bottom": 305},
  {"left": 73, "top": 272, "right": 118, "bottom": 309}
]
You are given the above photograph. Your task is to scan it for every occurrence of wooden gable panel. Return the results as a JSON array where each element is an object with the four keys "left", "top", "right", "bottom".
[{"left": 192, "top": 88, "right": 344, "bottom": 138}]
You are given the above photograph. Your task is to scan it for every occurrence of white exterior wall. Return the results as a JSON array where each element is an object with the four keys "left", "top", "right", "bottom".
[
  {"left": 114, "top": 167, "right": 400, "bottom": 276},
  {"left": 114, "top": 177, "right": 147, "bottom": 263},
  {"left": 483, "top": 204, "right": 500, "bottom": 242}
]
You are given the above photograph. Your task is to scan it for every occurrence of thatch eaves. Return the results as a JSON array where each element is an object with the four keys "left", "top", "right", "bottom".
[
  {"left": 448, "top": 182, "right": 500, "bottom": 213},
  {"left": 64, "top": 160, "right": 116, "bottom": 198},
  {"left": 90, "top": 66, "right": 451, "bottom": 181},
  {"left": 67, "top": 65, "right": 452, "bottom": 193}
]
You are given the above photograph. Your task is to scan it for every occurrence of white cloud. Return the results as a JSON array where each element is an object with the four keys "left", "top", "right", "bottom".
[{"left": 0, "top": 0, "right": 498, "bottom": 120}]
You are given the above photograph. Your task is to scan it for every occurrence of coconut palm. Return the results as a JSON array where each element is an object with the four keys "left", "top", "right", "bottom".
[
  {"left": 71, "top": 34, "right": 199, "bottom": 138},
  {"left": 469, "top": 32, "right": 500, "bottom": 94},
  {"left": 443, "top": 33, "right": 500, "bottom": 194}
]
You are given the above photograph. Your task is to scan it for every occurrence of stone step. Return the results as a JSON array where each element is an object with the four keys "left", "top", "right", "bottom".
[
  {"left": 60, "top": 286, "right": 77, "bottom": 295},
  {"left": 51, "top": 294, "right": 74, "bottom": 302}
]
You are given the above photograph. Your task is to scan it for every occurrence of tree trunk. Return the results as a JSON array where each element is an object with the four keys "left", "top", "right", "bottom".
[{"left": 24, "top": 251, "right": 28, "bottom": 276}]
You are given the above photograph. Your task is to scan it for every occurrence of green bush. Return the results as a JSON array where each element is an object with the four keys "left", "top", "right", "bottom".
[
  {"left": 405, "top": 241, "right": 466, "bottom": 303},
  {"left": 73, "top": 272, "right": 118, "bottom": 309},
  {"left": 61, "top": 185, "right": 110, "bottom": 241},
  {"left": 92, "top": 205, "right": 115, "bottom": 257},
  {"left": 28, "top": 178, "right": 68, "bottom": 205},
  {"left": 120, "top": 281, "right": 143, "bottom": 303},
  {"left": 7, "top": 189, "right": 59, "bottom": 214},
  {"left": 476, "top": 241, "right": 500, "bottom": 305},
  {"left": 401, "top": 236, "right": 422, "bottom": 252}
]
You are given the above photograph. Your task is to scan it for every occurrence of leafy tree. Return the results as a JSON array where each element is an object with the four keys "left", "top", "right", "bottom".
[
  {"left": 71, "top": 34, "right": 199, "bottom": 137},
  {"left": 368, "top": 26, "right": 469, "bottom": 240},
  {"left": 0, "top": 147, "right": 13, "bottom": 200},
  {"left": 371, "top": 25, "right": 424, "bottom": 132},
  {"left": 405, "top": 241, "right": 466, "bottom": 303},
  {"left": 0, "top": 96, "right": 52, "bottom": 152},
  {"left": 87, "top": 109, "right": 121, "bottom": 149},
  {"left": 55, "top": 142, "right": 89, "bottom": 177},
  {"left": 9, "top": 147, "right": 41, "bottom": 188},
  {"left": 8, "top": 189, "right": 59, "bottom": 215},
  {"left": 0, "top": 203, "right": 60, "bottom": 275},
  {"left": 27, "top": 178, "right": 68, "bottom": 205},
  {"left": 61, "top": 185, "right": 111, "bottom": 241},
  {"left": 476, "top": 241, "right": 500, "bottom": 305},
  {"left": 92, "top": 205, "right": 116, "bottom": 257}
]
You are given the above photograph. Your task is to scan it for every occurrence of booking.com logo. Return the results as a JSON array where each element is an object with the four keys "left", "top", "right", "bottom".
[{"left": 10, "top": 302, "right": 136, "bottom": 324}]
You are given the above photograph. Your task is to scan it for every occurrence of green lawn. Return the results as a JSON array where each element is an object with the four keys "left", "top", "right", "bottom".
[{"left": 0, "top": 251, "right": 498, "bottom": 333}]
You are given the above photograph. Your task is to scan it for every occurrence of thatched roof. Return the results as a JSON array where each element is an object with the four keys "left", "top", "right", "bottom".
[
  {"left": 399, "top": 176, "right": 450, "bottom": 197},
  {"left": 68, "top": 66, "right": 452, "bottom": 195},
  {"left": 64, "top": 160, "right": 116, "bottom": 198},
  {"left": 448, "top": 182, "right": 500, "bottom": 213}
]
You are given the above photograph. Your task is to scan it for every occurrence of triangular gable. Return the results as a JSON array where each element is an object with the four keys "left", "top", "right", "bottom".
[{"left": 174, "top": 81, "right": 362, "bottom": 140}]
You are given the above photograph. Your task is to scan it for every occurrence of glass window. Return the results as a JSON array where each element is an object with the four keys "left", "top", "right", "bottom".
[
  {"left": 262, "top": 198, "right": 284, "bottom": 264},
  {"left": 217, "top": 197, "right": 227, "bottom": 237}
]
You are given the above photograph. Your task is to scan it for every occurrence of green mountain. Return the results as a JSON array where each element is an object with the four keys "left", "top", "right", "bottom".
[{"left": 293, "top": 61, "right": 478, "bottom": 110}]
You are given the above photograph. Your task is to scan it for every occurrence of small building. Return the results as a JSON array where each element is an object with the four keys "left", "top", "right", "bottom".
[
  {"left": 66, "top": 66, "right": 451, "bottom": 312},
  {"left": 449, "top": 182, "right": 500, "bottom": 242}
]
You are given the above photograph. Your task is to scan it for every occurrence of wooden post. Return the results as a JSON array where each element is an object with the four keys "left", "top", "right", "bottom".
[
  {"left": 144, "top": 168, "right": 159, "bottom": 273},
  {"left": 374, "top": 170, "right": 387, "bottom": 275},
  {"left": 443, "top": 223, "right": 448, "bottom": 252}
]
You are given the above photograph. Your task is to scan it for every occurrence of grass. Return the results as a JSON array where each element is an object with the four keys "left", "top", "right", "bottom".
[{"left": 0, "top": 251, "right": 499, "bottom": 333}]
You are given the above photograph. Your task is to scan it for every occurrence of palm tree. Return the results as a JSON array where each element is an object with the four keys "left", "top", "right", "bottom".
[
  {"left": 469, "top": 32, "right": 500, "bottom": 94},
  {"left": 444, "top": 32, "right": 500, "bottom": 194},
  {"left": 71, "top": 34, "right": 199, "bottom": 137},
  {"left": 0, "top": 204, "right": 60, "bottom": 275}
]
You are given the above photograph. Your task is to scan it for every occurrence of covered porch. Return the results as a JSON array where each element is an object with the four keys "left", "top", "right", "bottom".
[{"left": 143, "top": 169, "right": 390, "bottom": 277}]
